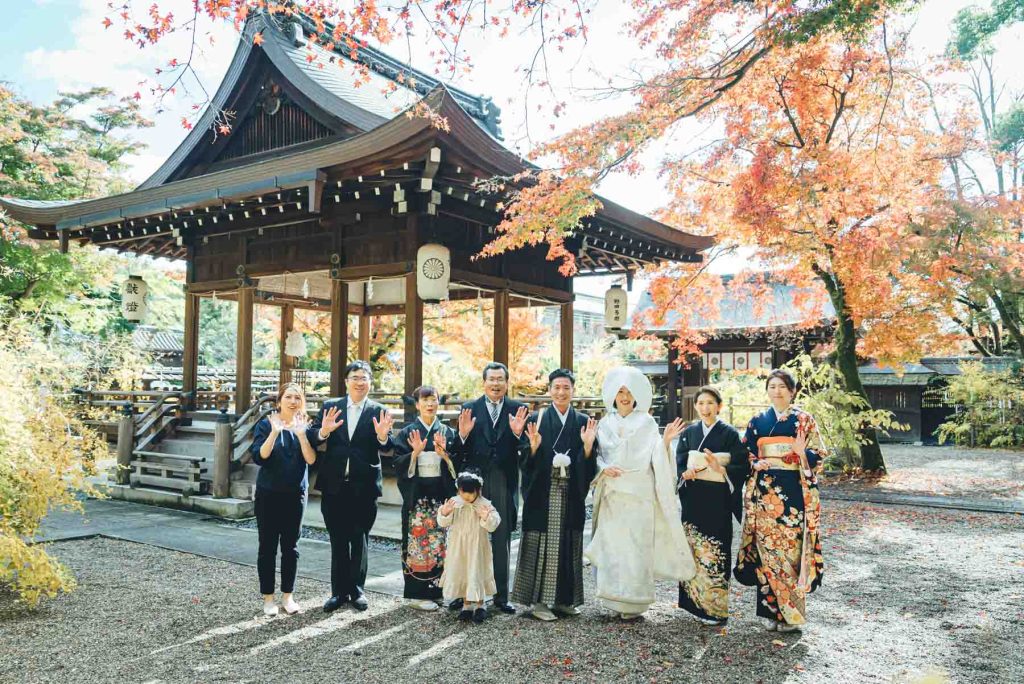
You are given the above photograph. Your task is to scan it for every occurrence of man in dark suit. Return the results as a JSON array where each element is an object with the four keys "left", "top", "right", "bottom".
[
  {"left": 452, "top": 361, "right": 529, "bottom": 614},
  {"left": 308, "top": 360, "right": 394, "bottom": 612}
]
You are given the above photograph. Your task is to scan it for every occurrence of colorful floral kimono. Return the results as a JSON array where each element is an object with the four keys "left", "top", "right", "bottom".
[
  {"left": 733, "top": 407, "right": 825, "bottom": 626},
  {"left": 676, "top": 419, "right": 748, "bottom": 622},
  {"left": 392, "top": 418, "right": 458, "bottom": 601}
]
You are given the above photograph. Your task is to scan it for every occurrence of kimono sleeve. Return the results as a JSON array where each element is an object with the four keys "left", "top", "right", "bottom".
[
  {"left": 437, "top": 502, "right": 455, "bottom": 528},
  {"left": 391, "top": 425, "right": 415, "bottom": 480},
  {"left": 480, "top": 506, "right": 501, "bottom": 533}
]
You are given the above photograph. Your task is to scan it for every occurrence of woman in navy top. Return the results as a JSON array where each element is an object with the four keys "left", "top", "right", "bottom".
[
  {"left": 250, "top": 383, "right": 316, "bottom": 616},
  {"left": 733, "top": 369, "right": 825, "bottom": 633}
]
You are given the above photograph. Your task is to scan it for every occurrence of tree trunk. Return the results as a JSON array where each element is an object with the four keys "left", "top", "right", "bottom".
[{"left": 816, "top": 267, "right": 887, "bottom": 473}]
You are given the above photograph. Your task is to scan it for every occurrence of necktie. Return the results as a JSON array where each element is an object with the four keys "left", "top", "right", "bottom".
[
  {"left": 488, "top": 401, "right": 499, "bottom": 425},
  {"left": 348, "top": 401, "right": 362, "bottom": 440}
]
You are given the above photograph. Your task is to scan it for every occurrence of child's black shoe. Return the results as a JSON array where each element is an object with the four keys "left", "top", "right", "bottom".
[
  {"left": 458, "top": 609, "right": 473, "bottom": 622},
  {"left": 472, "top": 608, "right": 487, "bottom": 624}
]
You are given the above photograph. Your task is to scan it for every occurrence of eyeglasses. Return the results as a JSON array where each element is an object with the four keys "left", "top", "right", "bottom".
[{"left": 347, "top": 375, "right": 371, "bottom": 383}]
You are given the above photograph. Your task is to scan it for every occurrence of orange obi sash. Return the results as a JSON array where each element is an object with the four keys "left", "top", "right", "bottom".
[{"left": 756, "top": 436, "right": 801, "bottom": 471}]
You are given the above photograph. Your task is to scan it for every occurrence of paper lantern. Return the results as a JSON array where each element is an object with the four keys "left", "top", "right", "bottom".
[
  {"left": 284, "top": 330, "right": 307, "bottom": 357},
  {"left": 417, "top": 243, "right": 450, "bottom": 302},
  {"left": 604, "top": 284, "right": 628, "bottom": 329},
  {"left": 121, "top": 275, "right": 148, "bottom": 322}
]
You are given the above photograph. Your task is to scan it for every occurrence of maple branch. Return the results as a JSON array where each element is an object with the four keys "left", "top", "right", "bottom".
[
  {"left": 824, "top": 67, "right": 853, "bottom": 146},
  {"left": 874, "top": 20, "right": 895, "bottom": 149},
  {"left": 773, "top": 73, "right": 805, "bottom": 148}
]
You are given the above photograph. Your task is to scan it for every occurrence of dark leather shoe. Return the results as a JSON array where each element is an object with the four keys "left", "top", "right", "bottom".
[
  {"left": 458, "top": 609, "right": 473, "bottom": 622},
  {"left": 351, "top": 593, "right": 368, "bottom": 611},
  {"left": 472, "top": 608, "right": 488, "bottom": 624},
  {"left": 493, "top": 601, "right": 516, "bottom": 614},
  {"left": 448, "top": 598, "right": 464, "bottom": 611},
  {"left": 323, "top": 595, "right": 346, "bottom": 613}
]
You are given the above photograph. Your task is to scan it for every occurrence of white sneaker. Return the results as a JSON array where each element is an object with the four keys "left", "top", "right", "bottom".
[
  {"left": 761, "top": 618, "right": 777, "bottom": 631},
  {"left": 530, "top": 603, "right": 558, "bottom": 621},
  {"left": 411, "top": 600, "right": 439, "bottom": 612},
  {"left": 263, "top": 602, "right": 279, "bottom": 617},
  {"left": 282, "top": 598, "right": 301, "bottom": 615}
]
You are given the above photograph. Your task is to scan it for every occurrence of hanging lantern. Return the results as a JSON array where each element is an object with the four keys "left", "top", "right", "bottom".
[
  {"left": 284, "top": 330, "right": 307, "bottom": 357},
  {"left": 416, "top": 243, "right": 450, "bottom": 302},
  {"left": 121, "top": 275, "right": 148, "bottom": 322},
  {"left": 604, "top": 284, "right": 628, "bottom": 329}
]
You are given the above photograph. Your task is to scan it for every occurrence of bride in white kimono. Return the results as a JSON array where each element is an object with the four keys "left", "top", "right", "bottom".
[{"left": 585, "top": 366, "right": 696, "bottom": 618}]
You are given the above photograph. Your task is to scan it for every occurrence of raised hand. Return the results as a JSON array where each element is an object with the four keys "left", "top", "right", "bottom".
[
  {"left": 526, "top": 420, "right": 542, "bottom": 454},
  {"left": 289, "top": 411, "right": 311, "bottom": 436},
  {"left": 373, "top": 410, "right": 395, "bottom": 443},
  {"left": 433, "top": 432, "right": 449, "bottom": 460},
  {"left": 580, "top": 417, "right": 598, "bottom": 452},
  {"left": 321, "top": 406, "right": 344, "bottom": 435},
  {"left": 703, "top": 448, "right": 725, "bottom": 475},
  {"left": 407, "top": 429, "right": 426, "bottom": 457},
  {"left": 268, "top": 413, "right": 286, "bottom": 434},
  {"left": 509, "top": 406, "right": 529, "bottom": 437},
  {"left": 439, "top": 497, "right": 457, "bottom": 516},
  {"left": 457, "top": 408, "right": 476, "bottom": 440},
  {"left": 476, "top": 504, "right": 491, "bottom": 521},
  {"left": 662, "top": 418, "right": 685, "bottom": 447}
]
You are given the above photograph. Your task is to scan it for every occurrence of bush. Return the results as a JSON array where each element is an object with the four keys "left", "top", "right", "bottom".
[{"left": 936, "top": 362, "right": 1024, "bottom": 448}]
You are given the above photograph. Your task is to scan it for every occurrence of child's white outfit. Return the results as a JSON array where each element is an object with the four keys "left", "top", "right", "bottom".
[{"left": 438, "top": 496, "right": 501, "bottom": 603}]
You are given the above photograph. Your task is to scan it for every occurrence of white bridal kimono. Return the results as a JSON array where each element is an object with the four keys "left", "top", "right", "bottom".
[{"left": 584, "top": 367, "right": 696, "bottom": 615}]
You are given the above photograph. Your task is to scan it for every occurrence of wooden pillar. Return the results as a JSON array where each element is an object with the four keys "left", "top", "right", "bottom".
[
  {"left": 182, "top": 293, "right": 200, "bottom": 411},
  {"left": 212, "top": 412, "right": 232, "bottom": 498},
  {"left": 404, "top": 273, "right": 424, "bottom": 421},
  {"left": 278, "top": 304, "right": 294, "bottom": 391},
  {"left": 559, "top": 301, "right": 574, "bottom": 371},
  {"left": 115, "top": 403, "right": 134, "bottom": 485},
  {"left": 493, "top": 289, "right": 510, "bottom": 367},
  {"left": 358, "top": 313, "right": 371, "bottom": 361},
  {"left": 235, "top": 286, "right": 254, "bottom": 414},
  {"left": 329, "top": 279, "right": 349, "bottom": 397},
  {"left": 666, "top": 338, "right": 680, "bottom": 423}
]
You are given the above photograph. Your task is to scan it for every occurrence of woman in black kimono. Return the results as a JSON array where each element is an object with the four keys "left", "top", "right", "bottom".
[
  {"left": 391, "top": 386, "right": 459, "bottom": 610},
  {"left": 676, "top": 386, "right": 749, "bottom": 625}
]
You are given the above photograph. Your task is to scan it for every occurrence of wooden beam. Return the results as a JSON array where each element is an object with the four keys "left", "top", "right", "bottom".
[
  {"left": 307, "top": 170, "right": 326, "bottom": 213},
  {"left": 560, "top": 301, "right": 574, "bottom": 372},
  {"left": 182, "top": 293, "right": 200, "bottom": 410},
  {"left": 450, "top": 268, "right": 572, "bottom": 303},
  {"left": 329, "top": 279, "right": 349, "bottom": 396},
  {"left": 404, "top": 272, "right": 424, "bottom": 421},
  {"left": 235, "top": 286, "right": 254, "bottom": 414},
  {"left": 278, "top": 304, "right": 294, "bottom": 391},
  {"left": 186, "top": 262, "right": 412, "bottom": 294},
  {"left": 666, "top": 337, "right": 680, "bottom": 424},
  {"left": 358, "top": 313, "right": 371, "bottom": 361},
  {"left": 493, "top": 289, "right": 510, "bottom": 367}
]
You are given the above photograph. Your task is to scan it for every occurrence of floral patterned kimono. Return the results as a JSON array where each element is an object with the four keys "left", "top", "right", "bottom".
[
  {"left": 734, "top": 407, "right": 825, "bottom": 626},
  {"left": 392, "top": 418, "right": 458, "bottom": 601}
]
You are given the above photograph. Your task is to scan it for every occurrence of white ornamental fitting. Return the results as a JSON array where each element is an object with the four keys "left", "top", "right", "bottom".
[
  {"left": 284, "top": 330, "right": 307, "bottom": 357},
  {"left": 416, "top": 243, "right": 450, "bottom": 302},
  {"left": 121, "top": 275, "right": 148, "bottom": 322},
  {"left": 604, "top": 284, "right": 628, "bottom": 329}
]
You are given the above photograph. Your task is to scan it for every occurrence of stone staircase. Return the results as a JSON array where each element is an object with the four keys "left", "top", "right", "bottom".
[{"left": 128, "top": 410, "right": 259, "bottom": 499}]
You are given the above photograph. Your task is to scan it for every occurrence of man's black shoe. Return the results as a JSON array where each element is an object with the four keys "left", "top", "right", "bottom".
[
  {"left": 472, "top": 608, "right": 488, "bottom": 624},
  {"left": 458, "top": 609, "right": 473, "bottom": 622},
  {"left": 323, "top": 595, "right": 346, "bottom": 613},
  {"left": 493, "top": 601, "right": 516, "bottom": 614},
  {"left": 448, "top": 598, "right": 464, "bottom": 611},
  {"left": 351, "top": 593, "right": 369, "bottom": 611}
]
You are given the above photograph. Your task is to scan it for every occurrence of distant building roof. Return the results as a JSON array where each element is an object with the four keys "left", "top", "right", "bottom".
[
  {"left": 920, "top": 356, "right": 1019, "bottom": 376},
  {"left": 630, "top": 276, "right": 835, "bottom": 337},
  {"left": 132, "top": 326, "right": 184, "bottom": 354}
]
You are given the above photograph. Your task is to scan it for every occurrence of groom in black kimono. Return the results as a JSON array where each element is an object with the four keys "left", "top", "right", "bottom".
[
  {"left": 452, "top": 361, "right": 529, "bottom": 614},
  {"left": 307, "top": 360, "right": 394, "bottom": 612},
  {"left": 511, "top": 368, "right": 598, "bottom": 620}
]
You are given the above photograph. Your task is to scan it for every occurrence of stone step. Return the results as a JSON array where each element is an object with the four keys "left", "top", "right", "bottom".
[
  {"left": 175, "top": 424, "right": 216, "bottom": 436},
  {"left": 230, "top": 463, "right": 260, "bottom": 482},
  {"left": 133, "top": 450, "right": 206, "bottom": 463},
  {"left": 153, "top": 438, "right": 215, "bottom": 458},
  {"left": 229, "top": 480, "right": 256, "bottom": 500}
]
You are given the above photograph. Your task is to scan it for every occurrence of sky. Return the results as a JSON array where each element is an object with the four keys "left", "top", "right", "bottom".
[{"left": 3, "top": 0, "right": 1021, "bottom": 299}]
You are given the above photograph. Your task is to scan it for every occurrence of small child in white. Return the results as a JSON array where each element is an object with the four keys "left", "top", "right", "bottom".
[{"left": 437, "top": 470, "right": 501, "bottom": 623}]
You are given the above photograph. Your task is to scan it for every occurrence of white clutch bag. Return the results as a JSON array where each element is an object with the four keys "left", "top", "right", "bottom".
[{"left": 686, "top": 450, "right": 731, "bottom": 483}]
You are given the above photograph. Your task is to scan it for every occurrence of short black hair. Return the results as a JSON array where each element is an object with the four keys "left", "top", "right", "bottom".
[
  {"left": 345, "top": 360, "right": 372, "bottom": 378},
  {"left": 765, "top": 368, "right": 797, "bottom": 393},
  {"left": 457, "top": 469, "right": 483, "bottom": 494},
  {"left": 412, "top": 385, "right": 438, "bottom": 401},
  {"left": 482, "top": 362, "right": 509, "bottom": 381},
  {"left": 548, "top": 368, "right": 575, "bottom": 387},
  {"left": 694, "top": 385, "right": 723, "bottom": 405}
]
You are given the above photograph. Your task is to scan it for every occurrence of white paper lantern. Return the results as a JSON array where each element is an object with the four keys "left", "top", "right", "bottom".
[
  {"left": 604, "top": 284, "right": 628, "bottom": 329},
  {"left": 121, "top": 275, "right": 148, "bottom": 322},
  {"left": 284, "top": 330, "right": 307, "bottom": 357},
  {"left": 417, "top": 243, "right": 450, "bottom": 302}
]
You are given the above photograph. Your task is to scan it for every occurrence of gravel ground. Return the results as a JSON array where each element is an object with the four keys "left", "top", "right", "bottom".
[
  {"left": 2, "top": 500, "right": 1022, "bottom": 684},
  {"left": 824, "top": 444, "right": 1024, "bottom": 502}
]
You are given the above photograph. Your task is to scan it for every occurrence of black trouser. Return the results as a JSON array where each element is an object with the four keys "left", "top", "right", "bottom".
[
  {"left": 484, "top": 468, "right": 513, "bottom": 604},
  {"left": 255, "top": 488, "right": 306, "bottom": 595},
  {"left": 321, "top": 483, "right": 378, "bottom": 598}
]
